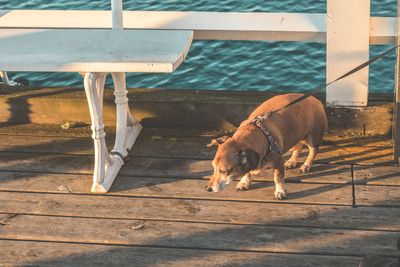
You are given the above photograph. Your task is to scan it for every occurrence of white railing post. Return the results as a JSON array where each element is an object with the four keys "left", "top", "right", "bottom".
[
  {"left": 111, "top": 0, "right": 123, "bottom": 29},
  {"left": 393, "top": 0, "right": 400, "bottom": 165},
  {"left": 0, "top": 71, "right": 11, "bottom": 86},
  {"left": 327, "top": 0, "right": 370, "bottom": 107}
]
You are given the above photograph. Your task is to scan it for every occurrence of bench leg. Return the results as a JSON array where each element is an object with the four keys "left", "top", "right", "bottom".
[
  {"left": 0, "top": 71, "right": 14, "bottom": 86},
  {"left": 83, "top": 72, "right": 142, "bottom": 193},
  {"left": 111, "top": 72, "right": 142, "bottom": 159}
]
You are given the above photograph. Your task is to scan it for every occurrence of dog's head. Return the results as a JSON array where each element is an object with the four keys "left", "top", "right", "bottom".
[{"left": 206, "top": 136, "right": 260, "bottom": 192}]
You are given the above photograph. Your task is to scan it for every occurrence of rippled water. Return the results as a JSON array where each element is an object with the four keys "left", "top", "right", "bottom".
[{"left": 1, "top": 0, "right": 397, "bottom": 92}]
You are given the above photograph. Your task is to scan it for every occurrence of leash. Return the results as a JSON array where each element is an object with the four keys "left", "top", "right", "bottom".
[
  {"left": 249, "top": 44, "right": 400, "bottom": 159},
  {"left": 270, "top": 44, "right": 400, "bottom": 116}
]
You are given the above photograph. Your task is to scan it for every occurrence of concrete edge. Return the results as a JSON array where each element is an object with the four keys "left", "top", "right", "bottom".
[{"left": 0, "top": 86, "right": 394, "bottom": 135}]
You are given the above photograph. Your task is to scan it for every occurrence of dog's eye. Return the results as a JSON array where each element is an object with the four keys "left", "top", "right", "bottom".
[{"left": 219, "top": 169, "right": 228, "bottom": 174}]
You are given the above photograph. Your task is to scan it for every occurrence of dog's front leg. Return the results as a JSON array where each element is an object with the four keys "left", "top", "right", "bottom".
[
  {"left": 273, "top": 158, "right": 287, "bottom": 200},
  {"left": 236, "top": 173, "right": 252, "bottom": 191}
]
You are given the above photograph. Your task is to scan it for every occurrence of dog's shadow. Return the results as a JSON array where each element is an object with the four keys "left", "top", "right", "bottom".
[{"left": 244, "top": 164, "right": 351, "bottom": 201}]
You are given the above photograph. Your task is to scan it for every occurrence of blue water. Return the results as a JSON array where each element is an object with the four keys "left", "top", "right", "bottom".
[{"left": 0, "top": 0, "right": 397, "bottom": 92}]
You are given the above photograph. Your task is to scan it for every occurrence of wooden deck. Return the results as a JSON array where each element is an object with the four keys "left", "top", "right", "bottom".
[{"left": 0, "top": 123, "right": 399, "bottom": 266}]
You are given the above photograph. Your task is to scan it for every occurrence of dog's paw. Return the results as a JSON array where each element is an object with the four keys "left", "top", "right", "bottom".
[
  {"left": 236, "top": 181, "right": 250, "bottom": 191},
  {"left": 274, "top": 189, "right": 287, "bottom": 200},
  {"left": 298, "top": 163, "right": 311, "bottom": 174},
  {"left": 284, "top": 160, "right": 297, "bottom": 169}
]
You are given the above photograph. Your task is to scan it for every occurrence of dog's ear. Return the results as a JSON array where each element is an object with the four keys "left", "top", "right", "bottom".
[
  {"left": 239, "top": 149, "right": 260, "bottom": 170},
  {"left": 207, "top": 135, "right": 230, "bottom": 147}
]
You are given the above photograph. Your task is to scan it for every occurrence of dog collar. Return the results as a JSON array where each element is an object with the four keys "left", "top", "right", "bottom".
[{"left": 249, "top": 112, "right": 281, "bottom": 160}]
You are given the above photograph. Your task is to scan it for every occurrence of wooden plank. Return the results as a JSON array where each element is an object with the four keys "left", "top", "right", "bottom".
[
  {"left": 0, "top": 172, "right": 353, "bottom": 205},
  {"left": 0, "top": 129, "right": 392, "bottom": 148},
  {"left": 354, "top": 166, "right": 400, "bottom": 186},
  {"left": 0, "top": 135, "right": 95, "bottom": 155},
  {"left": 0, "top": 135, "right": 354, "bottom": 180},
  {"left": 0, "top": 133, "right": 392, "bottom": 161},
  {"left": 0, "top": 125, "right": 391, "bottom": 165},
  {"left": 0, "top": 240, "right": 362, "bottom": 266},
  {"left": 317, "top": 145, "right": 393, "bottom": 165},
  {"left": 0, "top": 152, "right": 94, "bottom": 174},
  {"left": 0, "top": 192, "right": 399, "bottom": 231},
  {"left": 0, "top": 134, "right": 214, "bottom": 159},
  {"left": 0, "top": 29, "right": 193, "bottom": 73},
  {"left": 356, "top": 185, "right": 400, "bottom": 207},
  {"left": 0, "top": 151, "right": 352, "bottom": 184},
  {"left": 0, "top": 214, "right": 398, "bottom": 257},
  {"left": 0, "top": 122, "right": 216, "bottom": 140},
  {"left": 326, "top": 0, "right": 370, "bottom": 107},
  {"left": 0, "top": 10, "right": 395, "bottom": 44},
  {"left": 0, "top": 134, "right": 393, "bottom": 165}
]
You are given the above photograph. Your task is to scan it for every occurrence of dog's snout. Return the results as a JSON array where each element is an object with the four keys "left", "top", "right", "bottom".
[{"left": 205, "top": 185, "right": 213, "bottom": 192}]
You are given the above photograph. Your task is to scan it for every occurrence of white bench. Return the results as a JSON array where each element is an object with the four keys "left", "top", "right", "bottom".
[{"left": 0, "top": 4, "right": 193, "bottom": 193}]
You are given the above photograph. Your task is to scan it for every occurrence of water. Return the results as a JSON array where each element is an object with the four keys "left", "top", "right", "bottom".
[{"left": 0, "top": 0, "right": 397, "bottom": 93}]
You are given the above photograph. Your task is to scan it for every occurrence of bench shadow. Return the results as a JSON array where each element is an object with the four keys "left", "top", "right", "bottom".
[{"left": 0, "top": 86, "right": 83, "bottom": 128}]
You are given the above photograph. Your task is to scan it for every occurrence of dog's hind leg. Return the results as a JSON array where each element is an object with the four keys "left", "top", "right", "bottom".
[
  {"left": 299, "top": 129, "right": 323, "bottom": 173},
  {"left": 299, "top": 145, "right": 318, "bottom": 173},
  {"left": 236, "top": 173, "right": 252, "bottom": 191},
  {"left": 284, "top": 142, "right": 303, "bottom": 169}
]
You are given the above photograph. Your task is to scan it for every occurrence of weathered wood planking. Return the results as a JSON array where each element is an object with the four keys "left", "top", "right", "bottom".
[
  {"left": 0, "top": 172, "right": 353, "bottom": 205},
  {"left": 1, "top": 170, "right": 398, "bottom": 207},
  {"left": 356, "top": 185, "right": 400, "bottom": 207},
  {"left": 0, "top": 116, "right": 393, "bottom": 147},
  {"left": 0, "top": 214, "right": 398, "bottom": 257},
  {"left": 0, "top": 131, "right": 398, "bottom": 265},
  {"left": 0, "top": 133, "right": 393, "bottom": 164},
  {"left": 0, "top": 192, "right": 399, "bottom": 231},
  {"left": 0, "top": 135, "right": 214, "bottom": 159},
  {"left": 354, "top": 165, "right": 400, "bottom": 186},
  {"left": 0, "top": 240, "right": 362, "bottom": 267},
  {"left": 0, "top": 151, "right": 352, "bottom": 184}
]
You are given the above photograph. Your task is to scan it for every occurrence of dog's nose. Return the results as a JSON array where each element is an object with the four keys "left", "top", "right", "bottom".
[{"left": 205, "top": 185, "right": 213, "bottom": 192}]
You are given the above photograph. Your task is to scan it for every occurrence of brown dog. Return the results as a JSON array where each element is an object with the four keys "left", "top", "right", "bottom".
[{"left": 206, "top": 93, "right": 327, "bottom": 199}]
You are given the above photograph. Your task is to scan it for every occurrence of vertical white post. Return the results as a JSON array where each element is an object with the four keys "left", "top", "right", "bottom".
[
  {"left": 0, "top": 71, "right": 11, "bottom": 86},
  {"left": 111, "top": 0, "right": 123, "bottom": 29},
  {"left": 327, "top": 0, "right": 370, "bottom": 107},
  {"left": 394, "top": 0, "right": 400, "bottom": 165}
]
